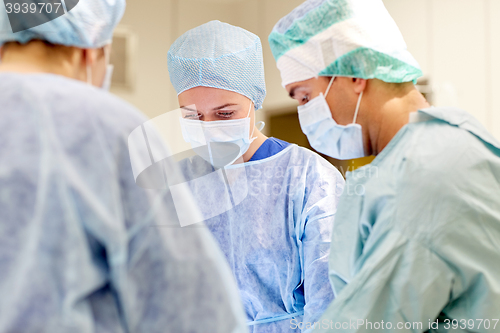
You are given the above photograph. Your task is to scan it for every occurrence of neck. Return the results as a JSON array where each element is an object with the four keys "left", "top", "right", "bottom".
[
  {"left": 364, "top": 81, "right": 430, "bottom": 155},
  {"left": 0, "top": 41, "right": 83, "bottom": 80},
  {"left": 242, "top": 128, "right": 268, "bottom": 162}
]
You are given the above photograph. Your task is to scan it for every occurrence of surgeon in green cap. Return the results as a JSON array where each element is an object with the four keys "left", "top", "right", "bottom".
[{"left": 269, "top": 0, "right": 500, "bottom": 331}]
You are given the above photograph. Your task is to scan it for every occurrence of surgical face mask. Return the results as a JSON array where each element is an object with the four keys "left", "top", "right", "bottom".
[
  {"left": 298, "top": 77, "right": 365, "bottom": 160},
  {"left": 101, "top": 65, "right": 114, "bottom": 91},
  {"left": 86, "top": 64, "right": 114, "bottom": 90},
  {"left": 180, "top": 102, "right": 257, "bottom": 167},
  {"left": 86, "top": 47, "right": 113, "bottom": 91}
]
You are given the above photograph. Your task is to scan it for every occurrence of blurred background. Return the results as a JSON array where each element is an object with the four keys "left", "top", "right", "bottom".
[{"left": 108, "top": 0, "right": 500, "bottom": 175}]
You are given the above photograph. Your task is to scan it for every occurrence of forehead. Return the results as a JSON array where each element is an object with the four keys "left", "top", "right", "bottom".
[
  {"left": 178, "top": 86, "right": 249, "bottom": 107},
  {"left": 285, "top": 77, "right": 321, "bottom": 92},
  {"left": 285, "top": 76, "right": 332, "bottom": 96}
]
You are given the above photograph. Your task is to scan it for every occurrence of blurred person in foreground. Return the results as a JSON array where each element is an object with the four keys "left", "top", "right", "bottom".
[
  {"left": 0, "top": 1, "right": 247, "bottom": 332},
  {"left": 269, "top": 0, "right": 500, "bottom": 332}
]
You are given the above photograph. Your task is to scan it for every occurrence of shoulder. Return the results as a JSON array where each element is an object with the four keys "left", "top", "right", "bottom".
[
  {"left": 286, "top": 145, "right": 345, "bottom": 187},
  {"left": 389, "top": 118, "right": 500, "bottom": 235},
  {"left": 22, "top": 74, "right": 146, "bottom": 134},
  {"left": 292, "top": 144, "right": 342, "bottom": 172},
  {"left": 402, "top": 117, "right": 488, "bottom": 179}
]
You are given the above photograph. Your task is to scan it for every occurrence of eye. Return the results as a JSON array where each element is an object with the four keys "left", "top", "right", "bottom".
[
  {"left": 300, "top": 95, "right": 310, "bottom": 105},
  {"left": 184, "top": 112, "right": 202, "bottom": 119},
  {"left": 216, "top": 111, "right": 234, "bottom": 118}
]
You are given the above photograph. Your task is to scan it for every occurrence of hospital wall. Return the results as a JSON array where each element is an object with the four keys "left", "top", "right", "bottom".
[{"left": 112, "top": 0, "right": 500, "bottom": 148}]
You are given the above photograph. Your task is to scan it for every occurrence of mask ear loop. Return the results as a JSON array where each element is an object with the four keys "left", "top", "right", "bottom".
[
  {"left": 248, "top": 101, "right": 259, "bottom": 143},
  {"left": 324, "top": 76, "right": 336, "bottom": 97},
  {"left": 353, "top": 91, "right": 363, "bottom": 124},
  {"left": 86, "top": 50, "right": 92, "bottom": 85},
  {"left": 256, "top": 121, "right": 265, "bottom": 131}
]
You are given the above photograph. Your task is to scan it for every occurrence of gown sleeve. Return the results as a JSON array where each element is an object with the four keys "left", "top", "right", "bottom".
[
  {"left": 298, "top": 156, "right": 345, "bottom": 333},
  {"left": 107, "top": 130, "right": 249, "bottom": 333},
  {"left": 316, "top": 227, "right": 455, "bottom": 332},
  {"left": 316, "top": 124, "right": 500, "bottom": 332}
]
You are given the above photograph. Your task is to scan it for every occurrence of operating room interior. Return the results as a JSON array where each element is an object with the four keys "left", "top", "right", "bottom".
[
  {"left": 3, "top": 0, "right": 500, "bottom": 330},
  {"left": 108, "top": 0, "right": 500, "bottom": 174}
]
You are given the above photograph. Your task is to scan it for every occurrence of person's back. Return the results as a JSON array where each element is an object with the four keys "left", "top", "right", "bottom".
[{"left": 0, "top": 2, "right": 247, "bottom": 332}]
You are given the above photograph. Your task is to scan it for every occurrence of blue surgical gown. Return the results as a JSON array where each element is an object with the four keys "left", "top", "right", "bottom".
[
  {"left": 248, "top": 137, "right": 290, "bottom": 162},
  {"left": 180, "top": 142, "right": 345, "bottom": 333},
  {"left": 315, "top": 107, "right": 500, "bottom": 333},
  {"left": 0, "top": 73, "right": 247, "bottom": 333}
]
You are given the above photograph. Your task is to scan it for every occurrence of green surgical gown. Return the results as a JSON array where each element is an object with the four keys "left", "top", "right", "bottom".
[{"left": 316, "top": 107, "right": 500, "bottom": 333}]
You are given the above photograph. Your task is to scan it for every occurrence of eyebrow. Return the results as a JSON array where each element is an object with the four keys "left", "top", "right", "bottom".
[
  {"left": 180, "top": 106, "right": 197, "bottom": 112},
  {"left": 213, "top": 103, "right": 238, "bottom": 111},
  {"left": 180, "top": 103, "right": 239, "bottom": 112}
]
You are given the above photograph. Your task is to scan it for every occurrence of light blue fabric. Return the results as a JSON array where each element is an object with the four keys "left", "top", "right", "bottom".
[
  {"left": 0, "top": 72, "right": 248, "bottom": 333},
  {"left": 0, "top": 0, "right": 124, "bottom": 48},
  {"left": 180, "top": 144, "right": 345, "bottom": 333},
  {"left": 168, "top": 20, "right": 266, "bottom": 110},
  {"left": 315, "top": 107, "right": 500, "bottom": 332}
]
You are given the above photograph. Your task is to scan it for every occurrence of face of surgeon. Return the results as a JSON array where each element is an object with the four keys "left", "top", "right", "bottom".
[
  {"left": 178, "top": 86, "right": 268, "bottom": 162},
  {"left": 285, "top": 76, "right": 433, "bottom": 156},
  {"left": 178, "top": 86, "right": 255, "bottom": 125},
  {"left": 285, "top": 76, "right": 367, "bottom": 126}
]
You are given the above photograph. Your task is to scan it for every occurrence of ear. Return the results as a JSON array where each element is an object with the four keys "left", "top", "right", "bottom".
[
  {"left": 0, "top": 46, "right": 4, "bottom": 59},
  {"left": 352, "top": 78, "right": 367, "bottom": 94}
]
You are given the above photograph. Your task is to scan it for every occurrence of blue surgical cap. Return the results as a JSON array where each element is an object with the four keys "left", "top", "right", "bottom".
[
  {"left": 268, "top": 0, "right": 422, "bottom": 86},
  {"left": 0, "top": 0, "right": 125, "bottom": 48},
  {"left": 168, "top": 20, "right": 266, "bottom": 110}
]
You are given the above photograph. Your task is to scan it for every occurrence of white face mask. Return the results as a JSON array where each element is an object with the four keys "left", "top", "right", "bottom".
[
  {"left": 100, "top": 65, "right": 114, "bottom": 91},
  {"left": 86, "top": 47, "right": 113, "bottom": 91},
  {"left": 297, "top": 76, "right": 365, "bottom": 160},
  {"left": 180, "top": 102, "right": 257, "bottom": 167}
]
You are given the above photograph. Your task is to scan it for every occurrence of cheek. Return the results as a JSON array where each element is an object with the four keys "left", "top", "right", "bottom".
[
  {"left": 331, "top": 99, "right": 359, "bottom": 125},
  {"left": 310, "top": 89, "right": 324, "bottom": 101}
]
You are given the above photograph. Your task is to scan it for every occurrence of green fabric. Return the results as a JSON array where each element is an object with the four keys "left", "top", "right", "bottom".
[
  {"left": 268, "top": 0, "right": 351, "bottom": 61},
  {"left": 269, "top": 0, "right": 423, "bottom": 84},
  {"left": 319, "top": 47, "right": 423, "bottom": 83},
  {"left": 316, "top": 107, "right": 500, "bottom": 333}
]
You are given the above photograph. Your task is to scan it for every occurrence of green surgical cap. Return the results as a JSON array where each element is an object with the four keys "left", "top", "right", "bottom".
[{"left": 268, "top": 0, "right": 423, "bottom": 87}]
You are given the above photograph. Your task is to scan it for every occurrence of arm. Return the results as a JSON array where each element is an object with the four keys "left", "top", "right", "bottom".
[
  {"left": 299, "top": 157, "right": 345, "bottom": 333},
  {"left": 315, "top": 136, "right": 468, "bottom": 333},
  {"left": 111, "top": 135, "right": 248, "bottom": 333},
  {"left": 316, "top": 228, "right": 455, "bottom": 332},
  {"left": 316, "top": 123, "right": 500, "bottom": 332},
  {"left": 301, "top": 213, "right": 336, "bottom": 333}
]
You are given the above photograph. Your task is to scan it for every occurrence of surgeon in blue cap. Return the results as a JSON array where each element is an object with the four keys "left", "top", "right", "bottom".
[
  {"left": 269, "top": 0, "right": 500, "bottom": 332},
  {"left": 168, "top": 20, "right": 345, "bottom": 333},
  {"left": 0, "top": 2, "right": 247, "bottom": 333}
]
